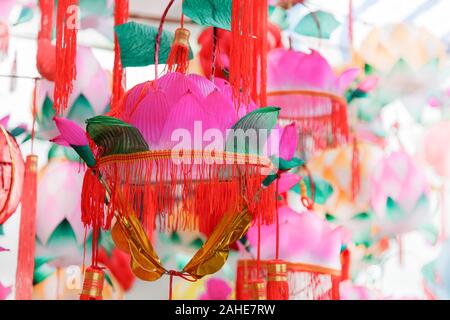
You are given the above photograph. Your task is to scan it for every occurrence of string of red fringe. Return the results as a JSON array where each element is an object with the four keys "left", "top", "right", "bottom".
[{"left": 81, "top": 155, "right": 276, "bottom": 237}]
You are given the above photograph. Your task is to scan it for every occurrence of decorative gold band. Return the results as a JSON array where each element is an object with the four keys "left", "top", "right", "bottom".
[{"left": 267, "top": 276, "right": 288, "bottom": 282}]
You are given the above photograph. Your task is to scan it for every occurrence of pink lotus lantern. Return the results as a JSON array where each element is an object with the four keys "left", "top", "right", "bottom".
[
  {"left": 267, "top": 48, "right": 359, "bottom": 157},
  {"left": 370, "top": 151, "right": 431, "bottom": 238},
  {"left": 236, "top": 206, "right": 344, "bottom": 300},
  {"left": 36, "top": 46, "right": 110, "bottom": 140},
  {"left": 35, "top": 159, "right": 86, "bottom": 267},
  {"left": 288, "top": 142, "right": 383, "bottom": 245},
  {"left": 83, "top": 72, "right": 276, "bottom": 238}
]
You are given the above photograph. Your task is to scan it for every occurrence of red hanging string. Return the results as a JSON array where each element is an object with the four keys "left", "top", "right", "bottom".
[
  {"left": 266, "top": 176, "right": 289, "bottom": 300},
  {"left": 31, "top": 79, "right": 37, "bottom": 154},
  {"left": 53, "top": 0, "right": 79, "bottom": 114},
  {"left": 351, "top": 136, "right": 360, "bottom": 200},
  {"left": 168, "top": 270, "right": 196, "bottom": 300},
  {"left": 38, "top": 0, "right": 54, "bottom": 40},
  {"left": 257, "top": 207, "right": 261, "bottom": 278},
  {"left": 348, "top": 0, "right": 353, "bottom": 50},
  {"left": 111, "top": 0, "right": 129, "bottom": 117},
  {"left": 154, "top": 0, "right": 176, "bottom": 84},
  {"left": 275, "top": 177, "right": 280, "bottom": 260}
]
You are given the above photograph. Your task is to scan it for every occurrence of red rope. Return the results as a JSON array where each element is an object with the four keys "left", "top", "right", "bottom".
[
  {"left": 31, "top": 78, "right": 37, "bottom": 154},
  {"left": 154, "top": 0, "right": 176, "bottom": 83},
  {"left": 257, "top": 209, "right": 261, "bottom": 278},
  {"left": 168, "top": 270, "right": 196, "bottom": 300},
  {"left": 275, "top": 177, "right": 280, "bottom": 260},
  {"left": 180, "top": 0, "right": 185, "bottom": 28}
]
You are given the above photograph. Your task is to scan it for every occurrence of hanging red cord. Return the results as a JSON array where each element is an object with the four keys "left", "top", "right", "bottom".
[{"left": 154, "top": 0, "right": 176, "bottom": 83}]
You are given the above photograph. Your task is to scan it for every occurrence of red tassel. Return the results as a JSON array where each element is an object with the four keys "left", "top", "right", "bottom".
[
  {"left": 266, "top": 260, "right": 289, "bottom": 300},
  {"left": 54, "top": 0, "right": 78, "bottom": 115},
  {"left": 230, "top": 0, "right": 268, "bottom": 111},
  {"left": 80, "top": 266, "right": 105, "bottom": 300},
  {"left": 340, "top": 248, "right": 351, "bottom": 281},
  {"left": 111, "top": 0, "right": 129, "bottom": 117},
  {"left": 15, "top": 155, "right": 38, "bottom": 300},
  {"left": 167, "top": 28, "right": 191, "bottom": 74},
  {"left": 351, "top": 136, "right": 360, "bottom": 200}
]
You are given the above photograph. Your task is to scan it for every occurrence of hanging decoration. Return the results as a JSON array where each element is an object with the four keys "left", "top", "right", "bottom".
[
  {"left": 0, "top": 126, "right": 25, "bottom": 225},
  {"left": 166, "top": 2, "right": 191, "bottom": 74},
  {"left": 111, "top": 0, "right": 129, "bottom": 116},
  {"left": 53, "top": 0, "right": 79, "bottom": 114},
  {"left": 52, "top": 101, "right": 278, "bottom": 299},
  {"left": 229, "top": 0, "right": 269, "bottom": 109},
  {"left": 267, "top": 48, "right": 359, "bottom": 158}
]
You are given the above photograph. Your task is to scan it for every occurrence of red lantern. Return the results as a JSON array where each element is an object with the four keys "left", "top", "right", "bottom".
[{"left": 0, "top": 126, "right": 25, "bottom": 225}]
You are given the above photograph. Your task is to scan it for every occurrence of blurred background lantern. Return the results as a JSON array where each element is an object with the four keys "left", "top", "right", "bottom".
[
  {"left": 0, "top": 126, "right": 24, "bottom": 225},
  {"left": 267, "top": 48, "right": 358, "bottom": 158},
  {"left": 422, "top": 238, "right": 450, "bottom": 300},
  {"left": 288, "top": 141, "right": 383, "bottom": 246},
  {"left": 34, "top": 158, "right": 135, "bottom": 292},
  {"left": 237, "top": 206, "right": 344, "bottom": 300},
  {"left": 423, "top": 121, "right": 450, "bottom": 179},
  {"left": 370, "top": 151, "right": 433, "bottom": 239},
  {"left": 35, "top": 159, "right": 86, "bottom": 268},
  {"left": 35, "top": 46, "right": 110, "bottom": 140},
  {"left": 358, "top": 23, "right": 448, "bottom": 121}
]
